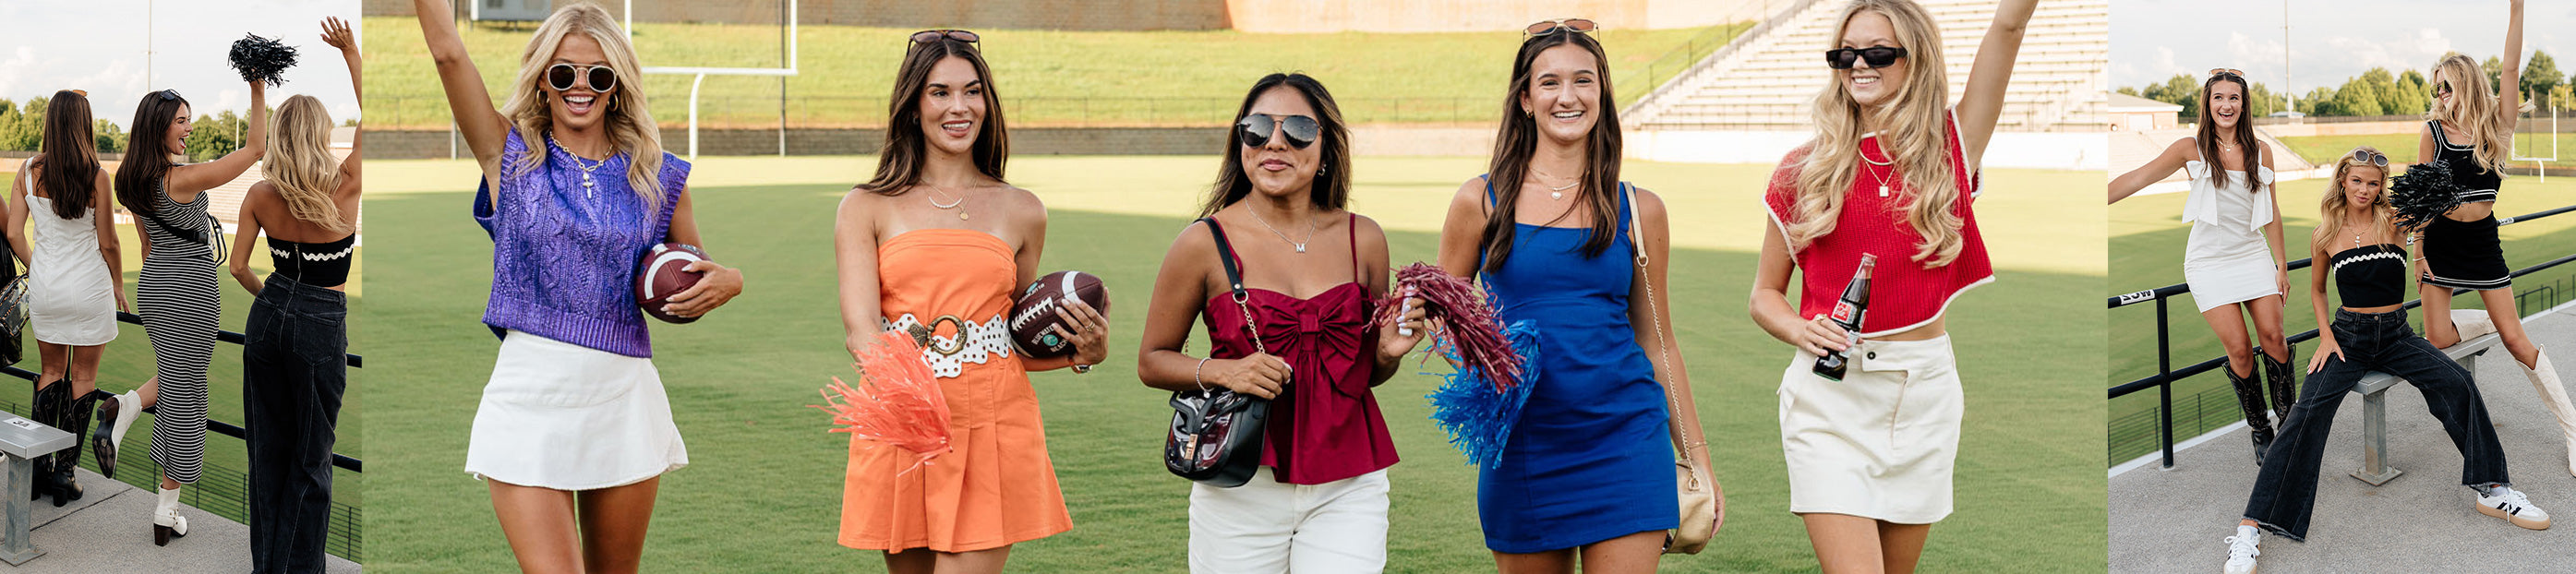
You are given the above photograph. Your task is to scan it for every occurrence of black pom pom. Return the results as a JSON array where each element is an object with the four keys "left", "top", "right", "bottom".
[
  {"left": 2389, "top": 161, "right": 2466, "bottom": 232},
  {"left": 227, "top": 33, "right": 300, "bottom": 87}
]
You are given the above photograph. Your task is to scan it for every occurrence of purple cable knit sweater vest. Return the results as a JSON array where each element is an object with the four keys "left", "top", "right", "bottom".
[{"left": 474, "top": 128, "right": 689, "bottom": 357}]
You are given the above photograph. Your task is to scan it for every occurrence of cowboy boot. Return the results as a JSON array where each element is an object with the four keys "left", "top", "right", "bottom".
[
  {"left": 48, "top": 387, "right": 92, "bottom": 506},
  {"left": 2518, "top": 345, "right": 2576, "bottom": 476},
  {"left": 2262, "top": 345, "right": 2298, "bottom": 424},
  {"left": 26, "top": 379, "right": 54, "bottom": 502},
  {"left": 151, "top": 485, "right": 187, "bottom": 546},
  {"left": 2228, "top": 363, "right": 2276, "bottom": 465},
  {"left": 2451, "top": 308, "right": 2501, "bottom": 344},
  {"left": 93, "top": 389, "right": 140, "bottom": 481}
]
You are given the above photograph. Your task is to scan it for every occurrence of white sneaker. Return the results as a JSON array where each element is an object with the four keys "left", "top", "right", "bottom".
[
  {"left": 2478, "top": 486, "right": 2553, "bottom": 530},
  {"left": 2222, "top": 526, "right": 2260, "bottom": 574}
]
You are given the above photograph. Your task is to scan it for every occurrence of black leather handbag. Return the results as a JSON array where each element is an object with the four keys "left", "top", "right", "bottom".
[
  {"left": 0, "top": 240, "right": 27, "bottom": 368},
  {"left": 1163, "top": 218, "right": 1270, "bottom": 487}
]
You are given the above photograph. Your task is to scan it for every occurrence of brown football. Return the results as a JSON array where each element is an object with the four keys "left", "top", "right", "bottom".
[
  {"left": 636, "top": 243, "right": 709, "bottom": 324},
  {"left": 1010, "top": 270, "right": 1109, "bottom": 358}
]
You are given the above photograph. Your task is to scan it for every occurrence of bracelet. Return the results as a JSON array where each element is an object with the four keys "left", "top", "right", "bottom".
[
  {"left": 1193, "top": 357, "right": 1212, "bottom": 391},
  {"left": 1071, "top": 363, "right": 1091, "bottom": 375}
]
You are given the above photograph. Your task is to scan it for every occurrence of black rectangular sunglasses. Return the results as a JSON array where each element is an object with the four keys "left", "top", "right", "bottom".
[
  {"left": 1235, "top": 114, "right": 1319, "bottom": 149},
  {"left": 1825, "top": 46, "right": 1908, "bottom": 69}
]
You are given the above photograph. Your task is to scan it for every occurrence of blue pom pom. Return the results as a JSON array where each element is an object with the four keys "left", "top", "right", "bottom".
[{"left": 1426, "top": 320, "right": 1540, "bottom": 468}]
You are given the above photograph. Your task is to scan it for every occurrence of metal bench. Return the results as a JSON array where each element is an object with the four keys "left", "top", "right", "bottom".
[
  {"left": 2348, "top": 331, "right": 2504, "bottom": 485},
  {"left": 0, "top": 412, "right": 71, "bottom": 564}
]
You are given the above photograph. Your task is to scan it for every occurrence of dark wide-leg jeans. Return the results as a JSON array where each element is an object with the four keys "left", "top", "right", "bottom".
[
  {"left": 243, "top": 275, "right": 347, "bottom": 573},
  {"left": 2240, "top": 308, "right": 2510, "bottom": 542}
]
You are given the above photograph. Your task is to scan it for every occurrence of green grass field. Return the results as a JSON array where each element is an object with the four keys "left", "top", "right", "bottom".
[
  {"left": 361, "top": 156, "right": 2101, "bottom": 573},
  {"left": 2107, "top": 156, "right": 2576, "bottom": 465},
  {"left": 361, "top": 17, "right": 1744, "bottom": 129},
  {"left": 0, "top": 174, "right": 367, "bottom": 556},
  {"left": 2274, "top": 132, "right": 2576, "bottom": 170}
]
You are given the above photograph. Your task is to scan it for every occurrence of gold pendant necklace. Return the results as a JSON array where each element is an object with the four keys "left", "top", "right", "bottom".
[{"left": 925, "top": 184, "right": 969, "bottom": 221}]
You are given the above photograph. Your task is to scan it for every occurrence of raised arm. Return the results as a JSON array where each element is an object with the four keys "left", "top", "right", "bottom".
[
  {"left": 164, "top": 81, "right": 266, "bottom": 198},
  {"left": 2498, "top": 0, "right": 2525, "bottom": 131},
  {"left": 1953, "top": 0, "right": 2039, "bottom": 169},
  {"left": 324, "top": 15, "right": 363, "bottom": 206},
  {"left": 415, "top": 0, "right": 511, "bottom": 187},
  {"left": 2110, "top": 138, "right": 2198, "bottom": 203}
]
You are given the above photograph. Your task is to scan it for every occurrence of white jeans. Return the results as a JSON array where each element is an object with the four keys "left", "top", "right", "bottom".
[{"left": 1188, "top": 468, "right": 1390, "bottom": 574}]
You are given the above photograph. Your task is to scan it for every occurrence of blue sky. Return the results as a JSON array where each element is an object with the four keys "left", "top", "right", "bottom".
[
  {"left": 0, "top": 0, "right": 362, "bottom": 128},
  {"left": 2112, "top": 0, "right": 2576, "bottom": 93}
]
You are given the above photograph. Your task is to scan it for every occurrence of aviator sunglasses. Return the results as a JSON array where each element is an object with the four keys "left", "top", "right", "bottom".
[
  {"left": 1523, "top": 18, "right": 1597, "bottom": 38},
  {"left": 1235, "top": 114, "right": 1319, "bottom": 149}
]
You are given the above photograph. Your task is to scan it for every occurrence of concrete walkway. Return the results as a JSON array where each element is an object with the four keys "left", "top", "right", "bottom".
[
  {"left": 2113, "top": 311, "right": 2576, "bottom": 572},
  {"left": 3, "top": 468, "right": 359, "bottom": 573}
]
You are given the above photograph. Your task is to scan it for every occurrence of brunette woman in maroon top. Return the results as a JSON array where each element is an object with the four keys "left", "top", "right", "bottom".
[{"left": 1136, "top": 73, "right": 1428, "bottom": 573}]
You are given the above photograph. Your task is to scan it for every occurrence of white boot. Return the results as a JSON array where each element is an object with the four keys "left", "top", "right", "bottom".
[
  {"left": 2451, "top": 309, "right": 2500, "bottom": 343},
  {"left": 93, "top": 389, "right": 140, "bottom": 480},
  {"left": 152, "top": 485, "right": 187, "bottom": 545},
  {"left": 2518, "top": 345, "right": 2576, "bottom": 476}
]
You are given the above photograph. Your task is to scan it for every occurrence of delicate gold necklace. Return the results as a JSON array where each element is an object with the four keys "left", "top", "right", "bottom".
[
  {"left": 1247, "top": 206, "right": 1318, "bottom": 254},
  {"left": 923, "top": 184, "right": 969, "bottom": 221},
  {"left": 1858, "top": 144, "right": 1896, "bottom": 197}
]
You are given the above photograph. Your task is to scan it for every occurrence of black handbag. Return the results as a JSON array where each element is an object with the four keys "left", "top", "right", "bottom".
[
  {"left": 0, "top": 246, "right": 26, "bottom": 368},
  {"left": 1163, "top": 218, "right": 1270, "bottom": 487}
]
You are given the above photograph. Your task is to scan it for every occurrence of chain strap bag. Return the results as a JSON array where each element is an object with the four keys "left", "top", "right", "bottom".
[
  {"left": 1163, "top": 218, "right": 1272, "bottom": 487},
  {"left": 1623, "top": 183, "right": 1722, "bottom": 553}
]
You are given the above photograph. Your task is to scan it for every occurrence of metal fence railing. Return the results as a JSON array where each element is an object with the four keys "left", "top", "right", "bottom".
[
  {"left": 0, "top": 310, "right": 365, "bottom": 560},
  {"left": 2109, "top": 203, "right": 2576, "bottom": 470}
]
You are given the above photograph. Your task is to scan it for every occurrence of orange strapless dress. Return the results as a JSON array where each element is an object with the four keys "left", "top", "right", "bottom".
[{"left": 840, "top": 229, "right": 1071, "bottom": 552}]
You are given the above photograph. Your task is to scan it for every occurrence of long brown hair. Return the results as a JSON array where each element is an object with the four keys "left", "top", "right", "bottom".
[
  {"left": 37, "top": 90, "right": 99, "bottom": 220},
  {"left": 1199, "top": 73, "right": 1351, "bottom": 218},
  {"left": 1479, "top": 27, "right": 1623, "bottom": 274},
  {"left": 858, "top": 35, "right": 1008, "bottom": 195},
  {"left": 2194, "top": 72, "right": 2264, "bottom": 193},
  {"left": 115, "top": 90, "right": 188, "bottom": 218}
]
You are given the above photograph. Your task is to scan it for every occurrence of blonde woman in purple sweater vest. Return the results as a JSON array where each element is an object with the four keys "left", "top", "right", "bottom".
[{"left": 415, "top": 1, "right": 746, "bottom": 572}]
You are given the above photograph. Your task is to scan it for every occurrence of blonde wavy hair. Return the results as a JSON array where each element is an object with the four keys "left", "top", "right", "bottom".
[
  {"left": 498, "top": 2, "right": 666, "bottom": 213},
  {"left": 261, "top": 94, "right": 348, "bottom": 233},
  {"left": 1785, "top": 0, "right": 1962, "bottom": 268},
  {"left": 2426, "top": 54, "right": 2512, "bottom": 176},
  {"left": 2311, "top": 146, "right": 2392, "bottom": 256}
]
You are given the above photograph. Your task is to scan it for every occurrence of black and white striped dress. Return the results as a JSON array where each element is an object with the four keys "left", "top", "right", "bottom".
[{"left": 136, "top": 177, "right": 218, "bottom": 484}]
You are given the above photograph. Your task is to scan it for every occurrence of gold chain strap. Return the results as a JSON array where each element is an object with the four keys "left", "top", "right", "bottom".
[{"left": 1627, "top": 185, "right": 1703, "bottom": 485}]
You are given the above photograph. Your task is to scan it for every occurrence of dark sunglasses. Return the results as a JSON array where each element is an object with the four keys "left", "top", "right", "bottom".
[
  {"left": 910, "top": 30, "right": 980, "bottom": 46},
  {"left": 1825, "top": 46, "right": 1908, "bottom": 69},
  {"left": 545, "top": 63, "right": 618, "bottom": 92},
  {"left": 156, "top": 89, "right": 182, "bottom": 102},
  {"left": 1523, "top": 18, "right": 1597, "bottom": 38},
  {"left": 2349, "top": 149, "right": 2389, "bottom": 167},
  {"left": 2435, "top": 81, "right": 2454, "bottom": 97},
  {"left": 1235, "top": 114, "right": 1319, "bottom": 149}
]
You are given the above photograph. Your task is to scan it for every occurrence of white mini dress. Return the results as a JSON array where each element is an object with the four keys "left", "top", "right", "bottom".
[
  {"left": 18, "top": 167, "right": 117, "bottom": 347},
  {"left": 2181, "top": 158, "right": 2281, "bottom": 313}
]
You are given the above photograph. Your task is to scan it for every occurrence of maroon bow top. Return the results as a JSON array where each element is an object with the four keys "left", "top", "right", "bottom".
[{"left": 1201, "top": 215, "right": 1400, "bottom": 484}]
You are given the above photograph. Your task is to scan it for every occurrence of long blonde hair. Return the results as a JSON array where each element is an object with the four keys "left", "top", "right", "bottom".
[
  {"left": 2426, "top": 54, "right": 2512, "bottom": 175},
  {"left": 2311, "top": 146, "right": 2391, "bottom": 256},
  {"left": 261, "top": 94, "right": 348, "bottom": 233},
  {"left": 1786, "top": 0, "right": 1961, "bottom": 268},
  {"left": 498, "top": 2, "right": 666, "bottom": 213}
]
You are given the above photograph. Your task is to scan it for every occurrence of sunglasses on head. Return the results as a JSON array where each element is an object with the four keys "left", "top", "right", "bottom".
[
  {"left": 2349, "top": 149, "right": 2389, "bottom": 167},
  {"left": 156, "top": 89, "right": 182, "bottom": 102},
  {"left": 1523, "top": 18, "right": 1597, "bottom": 38},
  {"left": 1826, "top": 46, "right": 1908, "bottom": 69},
  {"left": 2207, "top": 67, "right": 2245, "bottom": 79},
  {"left": 1235, "top": 114, "right": 1319, "bottom": 149},
  {"left": 545, "top": 63, "right": 618, "bottom": 92},
  {"left": 910, "top": 30, "right": 980, "bottom": 46}
]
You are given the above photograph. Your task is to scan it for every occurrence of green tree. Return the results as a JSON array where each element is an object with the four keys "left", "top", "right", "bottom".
[
  {"left": 2393, "top": 70, "right": 2432, "bottom": 115},
  {"left": 92, "top": 119, "right": 125, "bottom": 154},
  {"left": 2486, "top": 55, "right": 2507, "bottom": 93},
  {"left": 182, "top": 109, "right": 243, "bottom": 162},
  {"left": 2525, "top": 50, "right": 2565, "bottom": 113},
  {"left": 2330, "top": 74, "right": 2387, "bottom": 116},
  {"left": 2300, "top": 87, "right": 2336, "bottom": 115}
]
